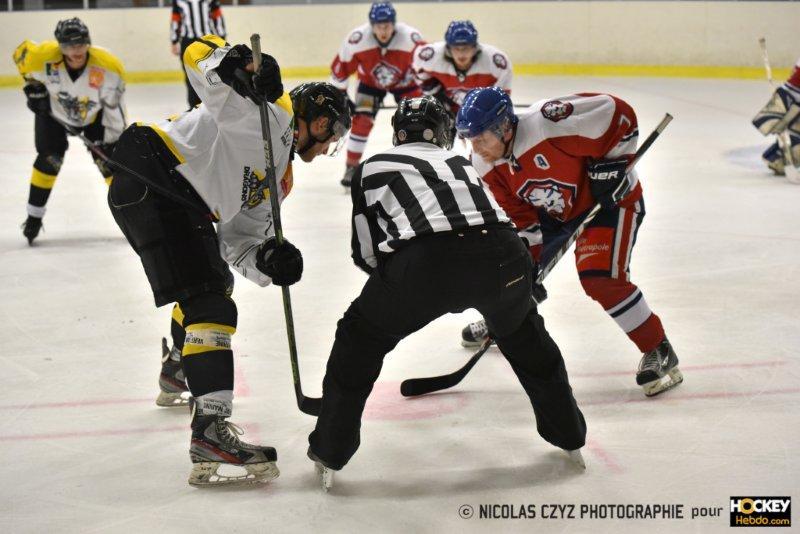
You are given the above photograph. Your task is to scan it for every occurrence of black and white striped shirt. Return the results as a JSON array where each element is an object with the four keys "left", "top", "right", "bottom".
[
  {"left": 170, "top": 0, "right": 226, "bottom": 44},
  {"left": 351, "top": 142, "right": 511, "bottom": 273}
]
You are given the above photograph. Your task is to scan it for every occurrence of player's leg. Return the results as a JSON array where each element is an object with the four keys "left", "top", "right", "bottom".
[
  {"left": 108, "top": 129, "right": 277, "bottom": 486},
  {"left": 478, "top": 229, "right": 586, "bottom": 457},
  {"left": 341, "top": 83, "right": 385, "bottom": 187},
  {"left": 23, "top": 113, "right": 68, "bottom": 244},
  {"left": 576, "top": 200, "right": 682, "bottom": 396}
]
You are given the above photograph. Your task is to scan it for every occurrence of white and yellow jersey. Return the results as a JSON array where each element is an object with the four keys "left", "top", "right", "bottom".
[
  {"left": 149, "top": 35, "right": 295, "bottom": 287},
  {"left": 13, "top": 40, "right": 127, "bottom": 142}
]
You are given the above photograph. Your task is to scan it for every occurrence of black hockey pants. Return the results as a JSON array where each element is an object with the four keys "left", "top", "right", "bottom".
[{"left": 309, "top": 226, "right": 587, "bottom": 470}]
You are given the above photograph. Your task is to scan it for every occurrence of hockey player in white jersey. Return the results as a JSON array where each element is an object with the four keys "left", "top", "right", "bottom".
[
  {"left": 108, "top": 35, "right": 351, "bottom": 487},
  {"left": 412, "top": 20, "right": 511, "bottom": 117},
  {"left": 753, "top": 56, "right": 800, "bottom": 176},
  {"left": 13, "top": 18, "right": 126, "bottom": 244}
]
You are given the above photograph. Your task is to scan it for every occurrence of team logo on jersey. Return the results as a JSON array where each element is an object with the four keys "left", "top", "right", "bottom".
[
  {"left": 411, "top": 32, "right": 423, "bottom": 44},
  {"left": 348, "top": 31, "right": 363, "bottom": 44},
  {"left": 46, "top": 63, "right": 60, "bottom": 84},
  {"left": 493, "top": 53, "right": 508, "bottom": 70},
  {"left": 517, "top": 178, "right": 577, "bottom": 219},
  {"left": 533, "top": 154, "right": 550, "bottom": 169},
  {"left": 57, "top": 92, "right": 96, "bottom": 122},
  {"left": 371, "top": 61, "right": 402, "bottom": 88},
  {"left": 418, "top": 46, "right": 434, "bottom": 61},
  {"left": 241, "top": 166, "right": 267, "bottom": 209},
  {"left": 88, "top": 67, "right": 104, "bottom": 89},
  {"left": 541, "top": 100, "right": 574, "bottom": 122}
]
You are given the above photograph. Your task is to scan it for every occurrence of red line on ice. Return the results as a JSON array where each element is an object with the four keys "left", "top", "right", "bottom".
[{"left": 586, "top": 439, "right": 624, "bottom": 474}]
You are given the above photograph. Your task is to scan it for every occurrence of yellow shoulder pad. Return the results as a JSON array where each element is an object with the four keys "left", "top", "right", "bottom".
[
  {"left": 13, "top": 40, "right": 61, "bottom": 76},
  {"left": 273, "top": 91, "right": 293, "bottom": 117},
  {"left": 183, "top": 35, "right": 228, "bottom": 72},
  {"left": 88, "top": 46, "right": 126, "bottom": 78}
]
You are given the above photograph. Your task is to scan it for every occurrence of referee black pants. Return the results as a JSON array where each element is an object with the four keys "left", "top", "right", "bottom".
[{"left": 309, "top": 226, "right": 586, "bottom": 470}]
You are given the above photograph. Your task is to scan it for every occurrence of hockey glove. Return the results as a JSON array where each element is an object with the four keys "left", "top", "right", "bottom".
[
  {"left": 256, "top": 238, "right": 303, "bottom": 286},
  {"left": 219, "top": 45, "right": 283, "bottom": 105},
  {"left": 587, "top": 157, "right": 632, "bottom": 209},
  {"left": 23, "top": 82, "right": 50, "bottom": 116},
  {"left": 251, "top": 54, "right": 284, "bottom": 103}
]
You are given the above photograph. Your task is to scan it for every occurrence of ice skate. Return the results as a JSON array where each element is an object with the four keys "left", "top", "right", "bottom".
[
  {"left": 156, "top": 337, "right": 190, "bottom": 407},
  {"left": 188, "top": 399, "right": 279, "bottom": 487},
  {"left": 461, "top": 318, "right": 489, "bottom": 348},
  {"left": 308, "top": 450, "right": 335, "bottom": 492},
  {"left": 340, "top": 164, "right": 356, "bottom": 188},
  {"left": 21, "top": 216, "right": 43, "bottom": 245},
  {"left": 566, "top": 449, "right": 586, "bottom": 469},
  {"left": 636, "top": 338, "right": 684, "bottom": 397}
]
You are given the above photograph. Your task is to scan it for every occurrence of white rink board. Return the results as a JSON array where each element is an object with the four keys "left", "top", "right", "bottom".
[{"left": 0, "top": 76, "right": 798, "bottom": 533}]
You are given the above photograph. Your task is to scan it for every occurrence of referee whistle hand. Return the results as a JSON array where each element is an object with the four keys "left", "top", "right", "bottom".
[{"left": 256, "top": 238, "right": 303, "bottom": 286}]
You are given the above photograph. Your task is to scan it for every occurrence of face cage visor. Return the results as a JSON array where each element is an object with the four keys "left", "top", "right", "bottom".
[{"left": 308, "top": 114, "right": 349, "bottom": 157}]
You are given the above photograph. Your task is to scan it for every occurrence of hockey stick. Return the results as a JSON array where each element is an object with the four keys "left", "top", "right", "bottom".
[
  {"left": 251, "top": 34, "right": 321, "bottom": 417},
  {"left": 47, "top": 112, "right": 210, "bottom": 214},
  {"left": 758, "top": 37, "right": 800, "bottom": 184},
  {"left": 400, "top": 113, "right": 673, "bottom": 397}
]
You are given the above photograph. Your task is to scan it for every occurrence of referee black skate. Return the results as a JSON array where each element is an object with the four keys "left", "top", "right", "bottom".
[{"left": 307, "top": 96, "right": 587, "bottom": 491}]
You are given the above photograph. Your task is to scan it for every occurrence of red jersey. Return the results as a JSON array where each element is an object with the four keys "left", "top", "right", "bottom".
[
  {"left": 786, "top": 57, "right": 800, "bottom": 89},
  {"left": 472, "top": 94, "right": 643, "bottom": 252},
  {"left": 330, "top": 22, "right": 424, "bottom": 92},
  {"left": 412, "top": 41, "right": 512, "bottom": 111}
]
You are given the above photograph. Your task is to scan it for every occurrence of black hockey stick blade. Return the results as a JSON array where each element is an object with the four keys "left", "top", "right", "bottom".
[
  {"left": 299, "top": 395, "right": 322, "bottom": 416},
  {"left": 400, "top": 338, "right": 493, "bottom": 397}
]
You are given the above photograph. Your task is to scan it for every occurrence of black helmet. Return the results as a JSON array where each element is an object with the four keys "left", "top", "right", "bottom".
[
  {"left": 55, "top": 18, "right": 90, "bottom": 47},
  {"left": 290, "top": 82, "right": 352, "bottom": 142},
  {"left": 392, "top": 96, "right": 453, "bottom": 149}
]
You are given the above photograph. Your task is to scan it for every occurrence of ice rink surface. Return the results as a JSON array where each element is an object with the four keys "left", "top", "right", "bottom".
[{"left": 1, "top": 76, "right": 798, "bottom": 533}]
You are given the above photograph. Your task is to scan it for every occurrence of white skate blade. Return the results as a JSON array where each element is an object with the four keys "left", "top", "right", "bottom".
[
  {"left": 461, "top": 338, "right": 484, "bottom": 348},
  {"left": 188, "top": 461, "right": 279, "bottom": 487},
  {"left": 642, "top": 367, "right": 684, "bottom": 397},
  {"left": 567, "top": 449, "right": 586, "bottom": 470},
  {"left": 156, "top": 391, "right": 191, "bottom": 407},
  {"left": 315, "top": 462, "right": 334, "bottom": 492}
]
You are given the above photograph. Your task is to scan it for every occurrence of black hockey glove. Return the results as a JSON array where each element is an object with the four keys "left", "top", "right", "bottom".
[
  {"left": 587, "top": 157, "right": 633, "bottom": 209},
  {"left": 256, "top": 238, "right": 303, "bottom": 286},
  {"left": 23, "top": 82, "right": 50, "bottom": 116},
  {"left": 219, "top": 45, "right": 283, "bottom": 105}
]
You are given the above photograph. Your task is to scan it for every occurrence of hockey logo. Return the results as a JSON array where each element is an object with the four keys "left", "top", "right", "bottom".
[
  {"left": 46, "top": 63, "right": 60, "bottom": 84},
  {"left": 541, "top": 100, "right": 574, "bottom": 122},
  {"left": 517, "top": 178, "right": 577, "bottom": 219},
  {"left": 493, "top": 53, "right": 508, "bottom": 70},
  {"left": 88, "top": 67, "right": 104, "bottom": 89},
  {"left": 348, "top": 31, "right": 363, "bottom": 44},
  {"left": 56, "top": 92, "right": 96, "bottom": 122},
  {"left": 241, "top": 166, "right": 268, "bottom": 209},
  {"left": 418, "top": 46, "right": 434, "bottom": 61},
  {"left": 371, "top": 61, "right": 402, "bottom": 88},
  {"left": 411, "top": 32, "right": 423, "bottom": 44},
  {"left": 534, "top": 154, "right": 550, "bottom": 170}
]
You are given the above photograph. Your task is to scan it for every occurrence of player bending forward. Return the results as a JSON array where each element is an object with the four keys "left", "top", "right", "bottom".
[
  {"left": 307, "top": 96, "right": 586, "bottom": 491},
  {"left": 752, "top": 56, "right": 800, "bottom": 176},
  {"left": 330, "top": 1, "right": 424, "bottom": 187},
  {"left": 457, "top": 88, "right": 682, "bottom": 397},
  {"left": 412, "top": 20, "right": 511, "bottom": 117},
  {"left": 13, "top": 18, "right": 126, "bottom": 245},
  {"left": 108, "top": 35, "right": 351, "bottom": 486}
]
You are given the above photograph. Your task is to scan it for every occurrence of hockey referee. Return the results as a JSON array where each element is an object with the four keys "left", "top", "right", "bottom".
[
  {"left": 307, "top": 96, "right": 587, "bottom": 489},
  {"left": 170, "top": 0, "right": 226, "bottom": 108}
]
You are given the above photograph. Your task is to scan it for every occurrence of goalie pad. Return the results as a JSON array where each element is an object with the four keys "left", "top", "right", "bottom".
[
  {"left": 752, "top": 86, "right": 800, "bottom": 136},
  {"left": 762, "top": 133, "right": 800, "bottom": 176}
]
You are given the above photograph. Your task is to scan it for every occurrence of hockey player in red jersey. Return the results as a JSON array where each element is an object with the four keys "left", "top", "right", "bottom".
[
  {"left": 456, "top": 87, "right": 683, "bottom": 397},
  {"left": 330, "top": 2, "right": 424, "bottom": 187},
  {"left": 412, "top": 20, "right": 512, "bottom": 116},
  {"left": 752, "top": 57, "right": 800, "bottom": 176}
]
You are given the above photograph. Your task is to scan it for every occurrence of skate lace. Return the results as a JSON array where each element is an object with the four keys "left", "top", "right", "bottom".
[
  {"left": 216, "top": 420, "right": 258, "bottom": 449},
  {"left": 640, "top": 347, "right": 662, "bottom": 371},
  {"left": 470, "top": 320, "right": 488, "bottom": 338}
]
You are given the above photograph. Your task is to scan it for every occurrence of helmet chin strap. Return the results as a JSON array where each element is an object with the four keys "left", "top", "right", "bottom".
[{"left": 296, "top": 122, "right": 333, "bottom": 156}]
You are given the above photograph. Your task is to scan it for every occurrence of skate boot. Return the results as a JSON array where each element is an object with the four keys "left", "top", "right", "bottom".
[
  {"left": 636, "top": 337, "right": 684, "bottom": 397},
  {"left": 566, "top": 449, "right": 586, "bottom": 469},
  {"left": 340, "top": 165, "right": 356, "bottom": 188},
  {"left": 188, "top": 398, "right": 279, "bottom": 487},
  {"left": 461, "top": 319, "right": 489, "bottom": 348},
  {"left": 763, "top": 142, "right": 786, "bottom": 176},
  {"left": 156, "top": 338, "right": 190, "bottom": 407},
  {"left": 21, "top": 215, "right": 43, "bottom": 245},
  {"left": 308, "top": 449, "right": 336, "bottom": 492}
]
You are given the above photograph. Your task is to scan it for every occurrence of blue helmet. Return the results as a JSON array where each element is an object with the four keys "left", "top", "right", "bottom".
[
  {"left": 445, "top": 20, "right": 478, "bottom": 47},
  {"left": 456, "top": 87, "right": 517, "bottom": 139},
  {"left": 369, "top": 2, "right": 396, "bottom": 24}
]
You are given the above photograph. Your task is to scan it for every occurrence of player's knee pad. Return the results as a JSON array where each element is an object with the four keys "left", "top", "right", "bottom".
[
  {"left": 579, "top": 276, "right": 635, "bottom": 308},
  {"left": 180, "top": 292, "right": 238, "bottom": 334},
  {"left": 753, "top": 86, "right": 800, "bottom": 136},
  {"left": 353, "top": 91, "right": 382, "bottom": 118},
  {"left": 33, "top": 153, "right": 64, "bottom": 176},
  {"left": 351, "top": 113, "right": 375, "bottom": 136}
]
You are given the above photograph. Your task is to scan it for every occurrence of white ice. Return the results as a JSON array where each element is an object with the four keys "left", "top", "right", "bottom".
[{"left": 0, "top": 77, "right": 798, "bottom": 534}]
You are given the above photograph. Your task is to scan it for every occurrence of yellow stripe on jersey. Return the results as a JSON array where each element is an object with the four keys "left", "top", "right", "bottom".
[
  {"left": 183, "top": 35, "right": 227, "bottom": 73},
  {"left": 13, "top": 40, "right": 61, "bottom": 77},
  {"left": 182, "top": 322, "right": 236, "bottom": 356},
  {"left": 172, "top": 304, "right": 185, "bottom": 326},
  {"left": 138, "top": 122, "right": 187, "bottom": 164},
  {"left": 30, "top": 168, "right": 57, "bottom": 189},
  {"left": 273, "top": 91, "right": 293, "bottom": 117},
  {"left": 87, "top": 46, "right": 126, "bottom": 79}
]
